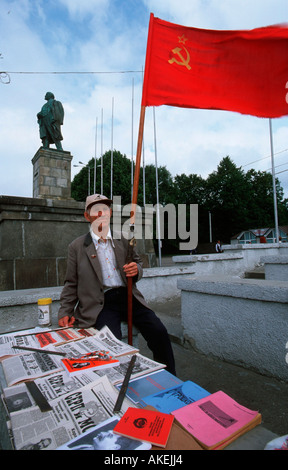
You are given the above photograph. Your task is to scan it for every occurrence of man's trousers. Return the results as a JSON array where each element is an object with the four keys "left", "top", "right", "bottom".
[{"left": 94, "top": 287, "right": 176, "bottom": 375}]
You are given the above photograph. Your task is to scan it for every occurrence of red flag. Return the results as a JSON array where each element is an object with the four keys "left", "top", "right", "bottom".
[{"left": 142, "top": 14, "right": 288, "bottom": 118}]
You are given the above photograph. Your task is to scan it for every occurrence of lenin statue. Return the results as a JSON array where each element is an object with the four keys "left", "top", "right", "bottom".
[{"left": 37, "top": 92, "right": 64, "bottom": 150}]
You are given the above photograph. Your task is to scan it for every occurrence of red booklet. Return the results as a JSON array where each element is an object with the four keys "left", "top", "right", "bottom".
[
  {"left": 61, "top": 351, "right": 119, "bottom": 375},
  {"left": 113, "top": 407, "right": 174, "bottom": 448}
]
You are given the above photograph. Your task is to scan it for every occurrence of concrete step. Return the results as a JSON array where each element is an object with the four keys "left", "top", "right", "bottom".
[
  {"left": 244, "top": 266, "right": 265, "bottom": 279},
  {"left": 149, "top": 297, "right": 184, "bottom": 345},
  {"left": 156, "top": 311, "right": 183, "bottom": 345}
]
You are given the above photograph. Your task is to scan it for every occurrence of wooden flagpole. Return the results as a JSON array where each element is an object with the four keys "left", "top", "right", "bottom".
[{"left": 127, "top": 105, "right": 146, "bottom": 344}]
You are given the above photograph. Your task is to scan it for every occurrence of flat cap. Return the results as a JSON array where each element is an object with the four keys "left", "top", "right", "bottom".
[{"left": 85, "top": 194, "right": 112, "bottom": 211}]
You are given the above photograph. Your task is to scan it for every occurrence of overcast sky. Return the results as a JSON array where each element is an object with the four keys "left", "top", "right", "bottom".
[{"left": 1, "top": 0, "right": 288, "bottom": 200}]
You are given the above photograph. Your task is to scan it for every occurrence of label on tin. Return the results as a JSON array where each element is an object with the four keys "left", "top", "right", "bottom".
[{"left": 38, "top": 305, "right": 51, "bottom": 326}]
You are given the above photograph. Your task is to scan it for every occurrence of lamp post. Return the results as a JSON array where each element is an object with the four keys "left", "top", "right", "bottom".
[
  {"left": 73, "top": 161, "right": 91, "bottom": 195},
  {"left": 209, "top": 211, "right": 212, "bottom": 243}
]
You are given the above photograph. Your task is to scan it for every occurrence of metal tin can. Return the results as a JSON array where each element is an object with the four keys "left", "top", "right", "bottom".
[{"left": 37, "top": 298, "right": 52, "bottom": 327}]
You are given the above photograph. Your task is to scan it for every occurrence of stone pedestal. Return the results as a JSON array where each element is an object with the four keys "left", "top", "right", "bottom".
[{"left": 32, "top": 147, "right": 73, "bottom": 199}]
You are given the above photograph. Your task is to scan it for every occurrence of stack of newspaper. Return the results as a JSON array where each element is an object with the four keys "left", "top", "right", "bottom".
[
  {"left": 0, "top": 325, "right": 166, "bottom": 450},
  {"left": 0, "top": 325, "right": 262, "bottom": 451}
]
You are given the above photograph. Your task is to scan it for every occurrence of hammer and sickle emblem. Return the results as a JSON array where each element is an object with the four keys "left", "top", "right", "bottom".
[{"left": 168, "top": 46, "right": 191, "bottom": 70}]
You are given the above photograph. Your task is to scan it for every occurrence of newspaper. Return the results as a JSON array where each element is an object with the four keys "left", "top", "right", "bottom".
[
  {"left": 94, "top": 325, "right": 139, "bottom": 356},
  {"left": 2, "top": 382, "right": 39, "bottom": 415},
  {"left": 2, "top": 372, "right": 99, "bottom": 414},
  {"left": 0, "top": 327, "right": 98, "bottom": 361},
  {"left": 2, "top": 352, "right": 64, "bottom": 386},
  {"left": 1, "top": 326, "right": 142, "bottom": 387},
  {"left": 2, "top": 353, "right": 165, "bottom": 411},
  {"left": 0, "top": 328, "right": 46, "bottom": 361},
  {"left": 56, "top": 325, "right": 139, "bottom": 358},
  {"left": 9, "top": 375, "right": 136, "bottom": 450},
  {"left": 93, "top": 353, "right": 165, "bottom": 385},
  {"left": 24, "top": 327, "right": 98, "bottom": 348}
]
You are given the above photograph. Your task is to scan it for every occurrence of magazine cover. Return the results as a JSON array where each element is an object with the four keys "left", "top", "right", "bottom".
[
  {"left": 141, "top": 380, "right": 210, "bottom": 413},
  {"left": 61, "top": 351, "right": 119, "bottom": 375},
  {"left": 113, "top": 407, "right": 174, "bottom": 448},
  {"left": 57, "top": 417, "right": 151, "bottom": 450},
  {"left": 171, "top": 390, "right": 261, "bottom": 449}
]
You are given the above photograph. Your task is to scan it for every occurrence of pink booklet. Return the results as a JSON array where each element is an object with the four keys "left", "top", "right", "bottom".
[{"left": 172, "top": 390, "right": 261, "bottom": 449}]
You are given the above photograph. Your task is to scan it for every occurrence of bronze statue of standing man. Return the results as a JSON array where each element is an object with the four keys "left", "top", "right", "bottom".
[{"left": 37, "top": 92, "right": 64, "bottom": 150}]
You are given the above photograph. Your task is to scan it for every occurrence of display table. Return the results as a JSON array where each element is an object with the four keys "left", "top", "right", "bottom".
[{"left": 0, "top": 328, "right": 279, "bottom": 451}]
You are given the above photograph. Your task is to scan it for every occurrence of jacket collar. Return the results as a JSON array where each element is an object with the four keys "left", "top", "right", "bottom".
[{"left": 84, "top": 232, "right": 93, "bottom": 247}]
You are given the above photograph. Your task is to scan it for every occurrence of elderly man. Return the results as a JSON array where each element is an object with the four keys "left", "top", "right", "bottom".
[{"left": 58, "top": 194, "right": 176, "bottom": 375}]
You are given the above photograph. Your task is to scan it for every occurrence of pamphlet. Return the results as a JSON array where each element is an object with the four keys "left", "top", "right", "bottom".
[
  {"left": 172, "top": 390, "right": 261, "bottom": 449},
  {"left": 141, "top": 380, "right": 210, "bottom": 413},
  {"left": 113, "top": 407, "right": 174, "bottom": 448},
  {"left": 61, "top": 351, "right": 119, "bottom": 375}
]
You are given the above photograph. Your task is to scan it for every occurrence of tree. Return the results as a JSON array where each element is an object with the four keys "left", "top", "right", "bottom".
[
  {"left": 245, "top": 169, "right": 287, "bottom": 228},
  {"left": 205, "top": 157, "right": 288, "bottom": 242},
  {"left": 72, "top": 150, "right": 132, "bottom": 205},
  {"left": 71, "top": 151, "right": 288, "bottom": 250},
  {"left": 138, "top": 164, "right": 174, "bottom": 206},
  {"left": 173, "top": 173, "right": 208, "bottom": 243},
  {"left": 173, "top": 173, "right": 206, "bottom": 205},
  {"left": 205, "top": 157, "right": 252, "bottom": 242},
  {"left": 72, "top": 151, "right": 175, "bottom": 207}
]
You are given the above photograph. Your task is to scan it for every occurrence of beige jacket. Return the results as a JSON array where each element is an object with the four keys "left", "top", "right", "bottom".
[{"left": 58, "top": 232, "right": 148, "bottom": 328}]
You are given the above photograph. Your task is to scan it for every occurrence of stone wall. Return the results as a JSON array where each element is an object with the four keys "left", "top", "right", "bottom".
[
  {"left": 178, "top": 275, "right": 288, "bottom": 382},
  {"left": 173, "top": 243, "right": 288, "bottom": 278},
  {"left": 261, "top": 255, "right": 288, "bottom": 282},
  {"left": 0, "top": 265, "right": 195, "bottom": 332}
]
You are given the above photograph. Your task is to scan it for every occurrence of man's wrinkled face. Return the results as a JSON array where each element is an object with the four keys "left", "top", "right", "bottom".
[{"left": 84, "top": 203, "right": 112, "bottom": 235}]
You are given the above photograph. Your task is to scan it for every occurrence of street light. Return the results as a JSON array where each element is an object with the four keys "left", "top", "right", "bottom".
[
  {"left": 97, "top": 164, "right": 102, "bottom": 194},
  {"left": 73, "top": 161, "right": 91, "bottom": 195},
  {"left": 209, "top": 211, "right": 212, "bottom": 243}
]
